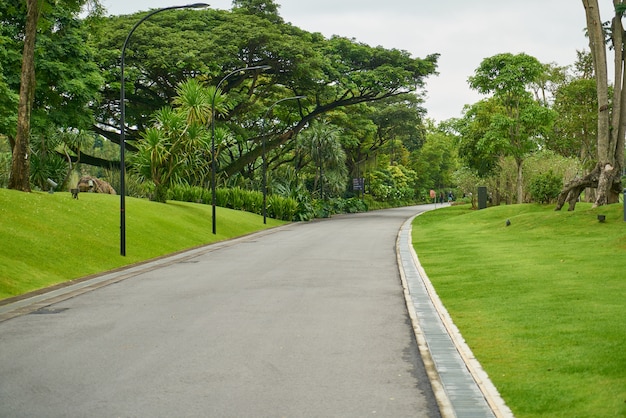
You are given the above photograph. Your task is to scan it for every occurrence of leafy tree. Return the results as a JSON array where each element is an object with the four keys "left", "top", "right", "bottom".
[
  {"left": 322, "top": 95, "right": 426, "bottom": 187},
  {"left": 556, "top": 0, "right": 624, "bottom": 209},
  {"left": 467, "top": 53, "right": 556, "bottom": 203},
  {"left": 89, "top": 6, "right": 438, "bottom": 187},
  {"left": 551, "top": 76, "right": 597, "bottom": 167},
  {"left": 410, "top": 122, "right": 457, "bottom": 197},
  {"left": 455, "top": 98, "right": 504, "bottom": 177},
  {"left": 369, "top": 164, "right": 417, "bottom": 202},
  {"left": 2, "top": 0, "right": 103, "bottom": 191}
]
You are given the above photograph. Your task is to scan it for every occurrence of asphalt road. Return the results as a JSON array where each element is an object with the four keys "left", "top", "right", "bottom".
[{"left": 0, "top": 205, "right": 442, "bottom": 417}]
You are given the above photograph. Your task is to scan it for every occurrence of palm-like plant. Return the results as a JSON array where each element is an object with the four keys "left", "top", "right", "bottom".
[
  {"left": 131, "top": 79, "right": 231, "bottom": 202},
  {"left": 297, "top": 121, "right": 348, "bottom": 198}
]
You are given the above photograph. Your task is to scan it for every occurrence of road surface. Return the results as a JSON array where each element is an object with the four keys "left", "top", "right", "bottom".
[{"left": 0, "top": 205, "right": 442, "bottom": 417}]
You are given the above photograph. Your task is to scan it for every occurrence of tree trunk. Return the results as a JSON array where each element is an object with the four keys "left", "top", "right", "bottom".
[
  {"left": 8, "top": 0, "right": 40, "bottom": 192},
  {"left": 555, "top": 162, "right": 622, "bottom": 210},
  {"left": 558, "top": 0, "right": 623, "bottom": 209},
  {"left": 515, "top": 158, "right": 524, "bottom": 204}
]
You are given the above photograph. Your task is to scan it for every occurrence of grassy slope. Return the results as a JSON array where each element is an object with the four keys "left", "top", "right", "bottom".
[
  {"left": 412, "top": 203, "right": 626, "bottom": 417},
  {"left": 0, "top": 188, "right": 285, "bottom": 300}
]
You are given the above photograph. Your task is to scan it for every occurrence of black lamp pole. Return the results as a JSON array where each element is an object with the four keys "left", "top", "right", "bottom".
[
  {"left": 120, "top": 3, "right": 209, "bottom": 256},
  {"left": 210, "top": 65, "right": 271, "bottom": 234},
  {"left": 261, "top": 96, "right": 306, "bottom": 224}
]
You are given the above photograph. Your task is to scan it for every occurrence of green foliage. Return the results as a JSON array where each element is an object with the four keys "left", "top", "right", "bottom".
[
  {"left": 267, "top": 194, "right": 298, "bottom": 221},
  {"left": 468, "top": 52, "right": 545, "bottom": 98},
  {"left": 90, "top": 6, "right": 437, "bottom": 181},
  {"left": 312, "top": 197, "right": 367, "bottom": 218},
  {"left": 452, "top": 167, "right": 481, "bottom": 209},
  {"left": 168, "top": 184, "right": 210, "bottom": 204},
  {"left": 296, "top": 121, "right": 348, "bottom": 198},
  {"left": 550, "top": 73, "right": 597, "bottom": 169},
  {"left": 528, "top": 170, "right": 563, "bottom": 204},
  {"left": 0, "top": 0, "right": 103, "bottom": 138},
  {"left": 412, "top": 203, "right": 626, "bottom": 417},
  {"left": 219, "top": 187, "right": 256, "bottom": 211},
  {"left": 0, "top": 150, "right": 11, "bottom": 188},
  {"left": 130, "top": 79, "right": 226, "bottom": 202},
  {"left": 29, "top": 152, "right": 68, "bottom": 191},
  {"left": 368, "top": 164, "right": 417, "bottom": 202},
  {"left": 411, "top": 123, "right": 457, "bottom": 195},
  {"left": 455, "top": 98, "right": 506, "bottom": 177},
  {"left": 232, "top": 0, "right": 282, "bottom": 22},
  {"left": 462, "top": 53, "right": 557, "bottom": 204}
]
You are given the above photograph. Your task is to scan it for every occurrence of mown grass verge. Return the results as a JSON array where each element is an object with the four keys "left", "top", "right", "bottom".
[
  {"left": 412, "top": 203, "right": 626, "bottom": 417},
  {"left": 0, "top": 188, "right": 286, "bottom": 300}
]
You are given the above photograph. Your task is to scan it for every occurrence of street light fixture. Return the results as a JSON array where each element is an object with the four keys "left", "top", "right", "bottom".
[
  {"left": 261, "top": 96, "right": 306, "bottom": 224},
  {"left": 119, "top": 3, "right": 209, "bottom": 256},
  {"left": 210, "top": 64, "right": 271, "bottom": 234}
]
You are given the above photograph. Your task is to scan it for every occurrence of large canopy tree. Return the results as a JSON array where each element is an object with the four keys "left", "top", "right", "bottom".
[
  {"left": 556, "top": 0, "right": 625, "bottom": 210},
  {"left": 89, "top": 4, "right": 438, "bottom": 183}
]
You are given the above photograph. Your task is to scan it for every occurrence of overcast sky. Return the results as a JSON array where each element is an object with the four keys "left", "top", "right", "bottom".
[{"left": 100, "top": 0, "right": 596, "bottom": 122}]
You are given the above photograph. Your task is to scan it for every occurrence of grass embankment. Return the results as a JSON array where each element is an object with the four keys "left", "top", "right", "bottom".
[
  {"left": 412, "top": 203, "right": 626, "bottom": 417},
  {"left": 0, "top": 188, "right": 285, "bottom": 300}
]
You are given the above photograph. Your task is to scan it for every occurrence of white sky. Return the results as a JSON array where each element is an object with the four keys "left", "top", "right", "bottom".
[{"left": 100, "top": 0, "right": 595, "bottom": 122}]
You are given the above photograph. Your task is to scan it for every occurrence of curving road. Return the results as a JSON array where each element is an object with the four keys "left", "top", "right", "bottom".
[{"left": 0, "top": 205, "right": 443, "bottom": 417}]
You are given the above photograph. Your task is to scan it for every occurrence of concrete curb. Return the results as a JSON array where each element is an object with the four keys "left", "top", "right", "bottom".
[{"left": 397, "top": 213, "right": 514, "bottom": 418}]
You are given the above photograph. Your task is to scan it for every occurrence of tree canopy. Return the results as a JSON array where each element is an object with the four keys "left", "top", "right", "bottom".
[
  {"left": 88, "top": 6, "right": 438, "bottom": 177},
  {"left": 460, "top": 53, "right": 555, "bottom": 204}
]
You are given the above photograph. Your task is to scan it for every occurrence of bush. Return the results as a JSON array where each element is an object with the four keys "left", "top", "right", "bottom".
[
  {"left": 167, "top": 185, "right": 368, "bottom": 221},
  {"left": 267, "top": 195, "right": 299, "bottom": 221},
  {"left": 529, "top": 170, "right": 563, "bottom": 204},
  {"left": 168, "top": 184, "right": 209, "bottom": 203}
]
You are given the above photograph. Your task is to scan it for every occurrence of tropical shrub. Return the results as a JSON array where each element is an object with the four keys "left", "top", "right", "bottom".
[
  {"left": 529, "top": 170, "right": 563, "bottom": 204},
  {"left": 267, "top": 195, "right": 299, "bottom": 221}
]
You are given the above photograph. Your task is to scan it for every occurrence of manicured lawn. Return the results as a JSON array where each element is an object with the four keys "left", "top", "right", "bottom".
[
  {"left": 412, "top": 203, "right": 626, "bottom": 417},
  {"left": 0, "top": 188, "right": 285, "bottom": 300}
]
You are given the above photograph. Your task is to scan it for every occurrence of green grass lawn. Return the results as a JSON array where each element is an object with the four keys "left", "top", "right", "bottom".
[
  {"left": 0, "top": 188, "right": 285, "bottom": 300},
  {"left": 412, "top": 203, "right": 626, "bottom": 417}
]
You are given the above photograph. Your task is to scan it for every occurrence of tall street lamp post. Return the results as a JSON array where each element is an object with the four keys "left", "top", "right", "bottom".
[
  {"left": 210, "top": 65, "right": 271, "bottom": 234},
  {"left": 261, "top": 96, "right": 306, "bottom": 224},
  {"left": 119, "top": 3, "right": 208, "bottom": 256}
]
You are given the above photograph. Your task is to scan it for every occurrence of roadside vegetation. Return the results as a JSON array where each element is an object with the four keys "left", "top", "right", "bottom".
[{"left": 412, "top": 203, "right": 626, "bottom": 417}]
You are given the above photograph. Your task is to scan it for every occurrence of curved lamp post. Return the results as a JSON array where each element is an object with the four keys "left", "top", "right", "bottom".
[
  {"left": 120, "top": 3, "right": 209, "bottom": 256},
  {"left": 210, "top": 65, "right": 271, "bottom": 234},
  {"left": 261, "top": 96, "right": 306, "bottom": 224}
]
